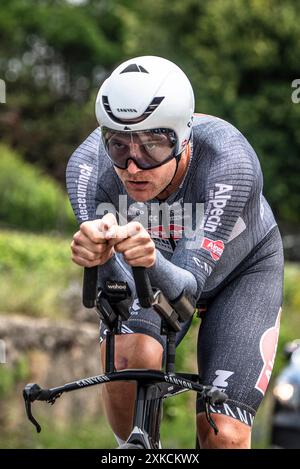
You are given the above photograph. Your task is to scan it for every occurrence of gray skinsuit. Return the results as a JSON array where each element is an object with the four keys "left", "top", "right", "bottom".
[{"left": 66, "top": 114, "right": 284, "bottom": 425}]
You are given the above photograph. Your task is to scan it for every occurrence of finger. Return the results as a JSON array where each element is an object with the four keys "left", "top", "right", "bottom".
[
  {"left": 113, "top": 231, "right": 151, "bottom": 253},
  {"left": 124, "top": 243, "right": 155, "bottom": 261},
  {"left": 80, "top": 221, "right": 107, "bottom": 244},
  {"left": 104, "top": 225, "right": 118, "bottom": 240},
  {"left": 71, "top": 241, "right": 102, "bottom": 262},
  {"left": 71, "top": 253, "right": 101, "bottom": 268},
  {"left": 73, "top": 232, "right": 108, "bottom": 252},
  {"left": 104, "top": 225, "right": 131, "bottom": 244},
  {"left": 125, "top": 255, "right": 156, "bottom": 268},
  {"left": 106, "top": 222, "right": 144, "bottom": 240},
  {"left": 105, "top": 224, "right": 132, "bottom": 239},
  {"left": 125, "top": 222, "right": 144, "bottom": 238},
  {"left": 99, "top": 213, "right": 118, "bottom": 232}
]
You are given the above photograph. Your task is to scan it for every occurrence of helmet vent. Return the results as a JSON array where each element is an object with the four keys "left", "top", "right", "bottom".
[
  {"left": 120, "top": 64, "right": 149, "bottom": 74},
  {"left": 102, "top": 96, "right": 165, "bottom": 124}
]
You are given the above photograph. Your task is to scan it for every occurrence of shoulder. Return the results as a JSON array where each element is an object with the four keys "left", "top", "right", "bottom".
[
  {"left": 192, "top": 113, "right": 245, "bottom": 143},
  {"left": 67, "top": 127, "right": 114, "bottom": 174},
  {"left": 70, "top": 128, "right": 101, "bottom": 160},
  {"left": 191, "top": 113, "right": 259, "bottom": 167}
]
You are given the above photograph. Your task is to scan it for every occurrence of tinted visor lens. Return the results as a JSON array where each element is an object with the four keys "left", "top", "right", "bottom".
[{"left": 101, "top": 127, "right": 178, "bottom": 170}]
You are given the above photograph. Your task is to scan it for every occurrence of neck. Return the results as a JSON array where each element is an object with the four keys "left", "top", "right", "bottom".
[{"left": 157, "top": 143, "right": 191, "bottom": 200}]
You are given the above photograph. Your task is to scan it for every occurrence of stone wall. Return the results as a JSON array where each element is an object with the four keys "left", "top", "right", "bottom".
[{"left": 0, "top": 314, "right": 106, "bottom": 433}]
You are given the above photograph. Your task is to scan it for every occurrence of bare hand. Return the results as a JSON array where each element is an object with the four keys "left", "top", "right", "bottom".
[
  {"left": 71, "top": 213, "right": 117, "bottom": 267},
  {"left": 105, "top": 221, "right": 156, "bottom": 268}
]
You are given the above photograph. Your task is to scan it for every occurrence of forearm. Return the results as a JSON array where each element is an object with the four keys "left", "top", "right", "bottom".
[
  {"left": 147, "top": 250, "right": 198, "bottom": 301},
  {"left": 98, "top": 249, "right": 198, "bottom": 305}
]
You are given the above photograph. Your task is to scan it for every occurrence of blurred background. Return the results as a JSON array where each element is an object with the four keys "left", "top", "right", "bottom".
[{"left": 0, "top": 0, "right": 300, "bottom": 449}]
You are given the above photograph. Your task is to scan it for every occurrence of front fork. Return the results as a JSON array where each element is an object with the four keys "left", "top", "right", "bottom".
[{"left": 126, "top": 383, "right": 163, "bottom": 449}]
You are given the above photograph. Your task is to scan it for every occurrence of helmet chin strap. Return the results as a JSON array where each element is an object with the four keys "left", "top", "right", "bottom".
[
  {"left": 156, "top": 143, "right": 190, "bottom": 201},
  {"left": 165, "top": 154, "right": 181, "bottom": 187}
]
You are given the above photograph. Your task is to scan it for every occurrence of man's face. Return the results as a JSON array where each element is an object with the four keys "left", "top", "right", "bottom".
[
  {"left": 103, "top": 129, "right": 178, "bottom": 201},
  {"left": 114, "top": 158, "right": 177, "bottom": 201}
]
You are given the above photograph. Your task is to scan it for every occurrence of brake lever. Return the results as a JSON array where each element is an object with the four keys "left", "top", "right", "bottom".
[
  {"left": 23, "top": 383, "right": 58, "bottom": 433},
  {"left": 23, "top": 384, "right": 43, "bottom": 433}
]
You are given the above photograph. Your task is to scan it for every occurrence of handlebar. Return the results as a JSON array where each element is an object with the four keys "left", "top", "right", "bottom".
[
  {"left": 23, "top": 373, "right": 227, "bottom": 434},
  {"left": 131, "top": 266, "right": 154, "bottom": 308},
  {"left": 82, "top": 266, "right": 98, "bottom": 308},
  {"left": 24, "top": 260, "right": 225, "bottom": 436}
]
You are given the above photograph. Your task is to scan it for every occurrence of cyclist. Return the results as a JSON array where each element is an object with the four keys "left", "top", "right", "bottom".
[{"left": 66, "top": 56, "right": 284, "bottom": 449}]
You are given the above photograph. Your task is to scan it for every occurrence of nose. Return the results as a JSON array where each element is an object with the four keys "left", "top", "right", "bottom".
[
  {"left": 129, "top": 142, "right": 143, "bottom": 158},
  {"left": 126, "top": 159, "right": 142, "bottom": 174}
]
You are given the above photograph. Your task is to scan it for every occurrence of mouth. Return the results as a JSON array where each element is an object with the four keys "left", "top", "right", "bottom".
[{"left": 126, "top": 180, "right": 151, "bottom": 190}]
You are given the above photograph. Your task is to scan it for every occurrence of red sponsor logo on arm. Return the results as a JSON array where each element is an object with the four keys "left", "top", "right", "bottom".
[{"left": 201, "top": 237, "right": 225, "bottom": 261}]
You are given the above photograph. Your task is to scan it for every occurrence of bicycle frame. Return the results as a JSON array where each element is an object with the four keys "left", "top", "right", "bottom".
[{"left": 23, "top": 266, "right": 227, "bottom": 448}]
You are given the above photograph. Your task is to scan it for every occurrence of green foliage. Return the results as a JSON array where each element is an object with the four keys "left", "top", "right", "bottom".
[
  {"left": 0, "top": 357, "right": 29, "bottom": 398},
  {"left": 1, "top": 0, "right": 299, "bottom": 227},
  {"left": 0, "top": 229, "right": 81, "bottom": 317},
  {"left": 0, "top": 144, "right": 76, "bottom": 233},
  {"left": 282, "top": 262, "right": 300, "bottom": 310},
  {"left": 122, "top": 0, "right": 300, "bottom": 226},
  {"left": 272, "top": 263, "right": 300, "bottom": 374},
  {"left": 0, "top": 0, "right": 127, "bottom": 179},
  {"left": 0, "top": 417, "right": 116, "bottom": 449}
]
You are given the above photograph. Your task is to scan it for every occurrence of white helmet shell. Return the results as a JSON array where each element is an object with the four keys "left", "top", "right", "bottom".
[{"left": 95, "top": 56, "right": 195, "bottom": 155}]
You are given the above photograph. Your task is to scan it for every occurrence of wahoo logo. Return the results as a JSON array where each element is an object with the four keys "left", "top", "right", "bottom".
[
  {"left": 106, "top": 281, "right": 128, "bottom": 292},
  {"left": 204, "top": 183, "right": 233, "bottom": 233},
  {"left": 255, "top": 308, "right": 281, "bottom": 395},
  {"left": 116, "top": 108, "right": 137, "bottom": 113},
  {"left": 201, "top": 237, "right": 224, "bottom": 261}
]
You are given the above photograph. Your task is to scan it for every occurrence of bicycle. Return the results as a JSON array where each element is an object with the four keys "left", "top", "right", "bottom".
[{"left": 23, "top": 266, "right": 228, "bottom": 449}]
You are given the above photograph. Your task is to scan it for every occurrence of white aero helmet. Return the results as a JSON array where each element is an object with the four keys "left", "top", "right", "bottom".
[{"left": 95, "top": 56, "right": 195, "bottom": 159}]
